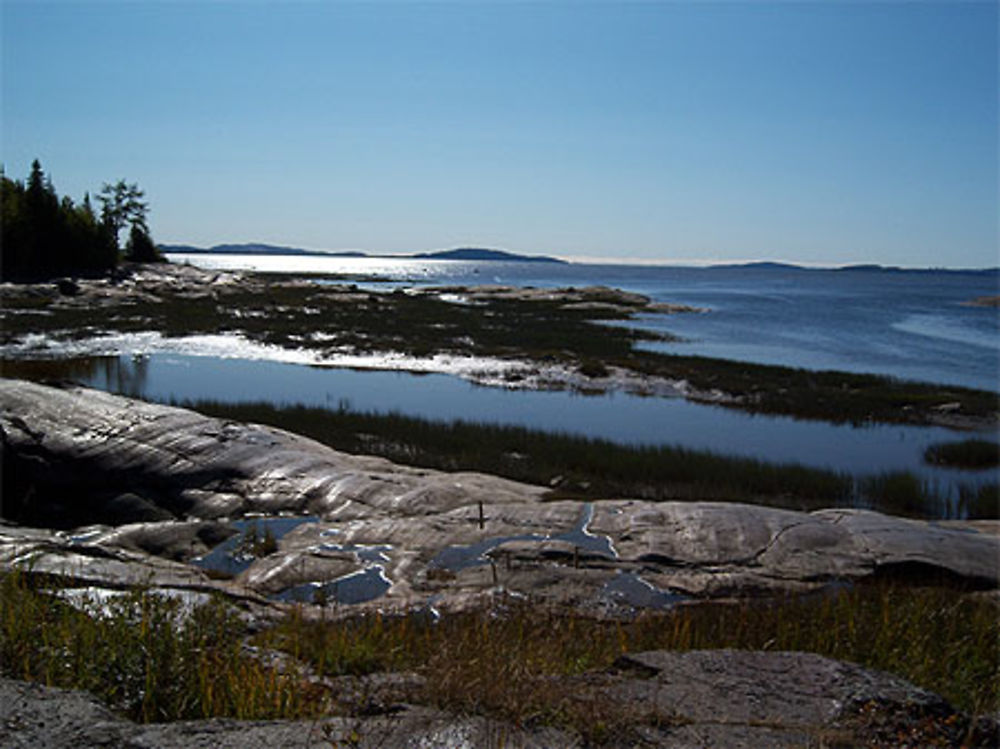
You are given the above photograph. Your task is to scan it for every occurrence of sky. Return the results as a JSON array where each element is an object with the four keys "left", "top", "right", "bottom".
[{"left": 2, "top": 1, "right": 997, "bottom": 268}]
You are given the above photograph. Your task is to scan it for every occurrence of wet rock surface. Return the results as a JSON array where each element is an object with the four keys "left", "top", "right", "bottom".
[{"left": 1, "top": 379, "right": 998, "bottom": 613}]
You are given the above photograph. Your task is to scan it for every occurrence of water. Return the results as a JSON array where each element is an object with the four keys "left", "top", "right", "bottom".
[
  {"left": 15, "top": 351, "right": 989, "bottom": 489},
  {"left": 429, "top": 503, "right": 616, "bottom": 573},
  {"left": 276, "top": 567, "right": 392, "bottom": 605},
  {"left": 191, "top": 516, "right": 318, "bottom": 577},
  {"left": 169, "top": 253, "right": 999, "bottom": 392},
  {"left": 601, "top": 572, "right": 685, "bottom": 610}
]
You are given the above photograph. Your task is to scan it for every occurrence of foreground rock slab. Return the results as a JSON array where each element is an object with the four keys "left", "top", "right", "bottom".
[
  {"left": 1, "top": 379, "right": 997, "bottom": 613},
  {"left": 0, "top": 676, "right": 566, "bottom": 749}
]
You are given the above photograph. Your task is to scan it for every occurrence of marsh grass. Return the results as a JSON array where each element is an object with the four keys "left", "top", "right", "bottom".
[
  {"left": 181, "top": 399, "right": 997, "bottom": 519},
  {"left": 180, "top": 398, "right": 851, "bottom": 511},
  {"left": 0, "top": 568, "right": 323, "bottom": 722},
  {"left": 957, "top": 482, "right": 1000, "bottom": 520},
  {"left": 924, "top": 439, "right": 1000, "bottom": 470}
]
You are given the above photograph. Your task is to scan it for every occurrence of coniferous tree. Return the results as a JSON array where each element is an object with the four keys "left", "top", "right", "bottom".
[
  {"left": 125, "top": 225, "right": 162, "bottom": 263},
  {"left": 0, "top": 160, "right": 135, "bottom": 280}
]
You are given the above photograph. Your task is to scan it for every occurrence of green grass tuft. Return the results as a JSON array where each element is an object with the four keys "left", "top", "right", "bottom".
[
  {"left": 0, "top": 568, "right": 324, "bottom": 722},
  {"left": 4, "top": 567, "right": 996, "bottom": 736},
  {"left": 924, "top": 439, "right": 1000, "bottom": 470},
  {"left": 262, "top": 583, "right": 999, "bottom": 719}
]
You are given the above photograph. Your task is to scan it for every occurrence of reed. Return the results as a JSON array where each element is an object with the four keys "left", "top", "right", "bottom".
[
  {"left": 924, "top": 438, "right": 1000, "bottom": 470},
  {"left": 179, "top": 398, "right": 997, "bottom": 519},
  {"left": 4, "top": 567, "right": 995, "bottom": 737}
]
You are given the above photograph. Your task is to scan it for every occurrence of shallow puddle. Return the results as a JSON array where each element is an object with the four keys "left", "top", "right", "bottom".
[
  {"left": 429, "top": 503, "right": 617, "bottom": 572},
  {"left": 600, "top": 572, "right": 685, "bottom": 610},
  {"left": 273, "top": 540, "right": 395, "bottom": 605},
  {"left": 191, "top": 515, "right": 318, "bottom": 577},
  {"left": 274, "top": 566, "right": 392, "bottom": 605}
]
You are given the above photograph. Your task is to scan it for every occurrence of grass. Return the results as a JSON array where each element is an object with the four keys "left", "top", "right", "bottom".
[
  {"left": 3, "top": 566, "right": 996, "bottom": 740},
  {"left": 261, "top": 582, "right": 1000, "bottom": 721},
  {"left": 924, "top": 438, "right": 1000, "bottom": 470},
  {"left": 957, "top": 482, "right": 1000, "bottom": 520},
  {"left": 177, "top": 398, "right": 997, "bottom": 519},
  {"left": 237, "top": 521, "right": 278, "bottom": 558},
  {"left": 0, "top": 568, "right": 323, "bottom": 722}
]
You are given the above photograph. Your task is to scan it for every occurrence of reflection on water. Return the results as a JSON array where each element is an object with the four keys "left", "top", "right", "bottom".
[
  {"left": 275, "top": 565, "right": 392, "bottom": 605},
  {"left": 429, "top": 503, "right": 617, "bottom": 573},
  {"left": 601, "top": 572, "right": 684, "bottom": 610},
  {"left": 0, "top": 355, "right": 150, "bottom": 397}
]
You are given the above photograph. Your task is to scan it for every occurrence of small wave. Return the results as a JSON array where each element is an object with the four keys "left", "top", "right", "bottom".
[{"left": 892, "top": 314, "right": 999, "bottom": 351}]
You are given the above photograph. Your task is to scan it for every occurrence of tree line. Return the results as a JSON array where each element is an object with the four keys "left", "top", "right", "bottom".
[{"left": 1, "top": 160, "right": 161, "bottom": 281}]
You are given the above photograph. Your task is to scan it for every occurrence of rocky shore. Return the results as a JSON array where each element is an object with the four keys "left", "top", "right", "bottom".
[
  {"left": 1, "top": 378, "right": 998, "bottom": 746},
  {"left": 3, "top": 378, "right": 997, "bottom": 614}
]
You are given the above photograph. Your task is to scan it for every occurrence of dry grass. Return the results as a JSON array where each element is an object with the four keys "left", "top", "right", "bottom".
[
  {"left": 264, "top": 582, "right": 1000, "bottom": 723},
  {"left": 3, "top": 566, "right": 996, "bottom": 738}
]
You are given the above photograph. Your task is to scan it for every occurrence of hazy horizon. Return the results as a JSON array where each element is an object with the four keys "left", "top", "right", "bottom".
[
  {"left": 3, "top": 1, "right": 997, "bottom": 269},
  {"left": 161, "top": 240, "right": 999, "bottom": 271}
]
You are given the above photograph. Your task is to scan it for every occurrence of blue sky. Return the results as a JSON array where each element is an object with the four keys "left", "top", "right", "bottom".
[{"left": 2, "top": 1, "right": 997, "bottom": 267}]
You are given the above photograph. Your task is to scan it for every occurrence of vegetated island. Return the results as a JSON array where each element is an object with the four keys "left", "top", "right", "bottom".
[
  {"left": 160, "top": 242, "right": 568, "bottom": 264},
  {"left": 159, "top": 242, "right": 369, "bottom": 258}
]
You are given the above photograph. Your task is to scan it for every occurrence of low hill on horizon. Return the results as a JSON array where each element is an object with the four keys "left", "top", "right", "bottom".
[
  {"left": 159, "top": 243, "right": 566, "bottom": 264},
  {"left": 413, "top": 247, "right": 567, "bottom": 263},
  {"left": 158, "top": 243, "right": 366, "bottom": 257}
]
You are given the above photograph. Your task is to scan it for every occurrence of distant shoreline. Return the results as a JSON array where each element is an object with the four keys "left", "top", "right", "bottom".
[
  {"left": 160, "top": 244, "right": 1000, "bottom": 275},
  {"left": 159, "top": 243, "right": 567, "bottom": 265}
]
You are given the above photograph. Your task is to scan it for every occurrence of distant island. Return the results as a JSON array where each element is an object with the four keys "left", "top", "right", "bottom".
[
  {"left": 159, "top": 243, "right": 567, "bottom": 264},
  {"left": 413, "top": 247, "right": 567, "bottom": 263},
  {"left": 711, "top": 261, "right": 998, "bottom": 276}
]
